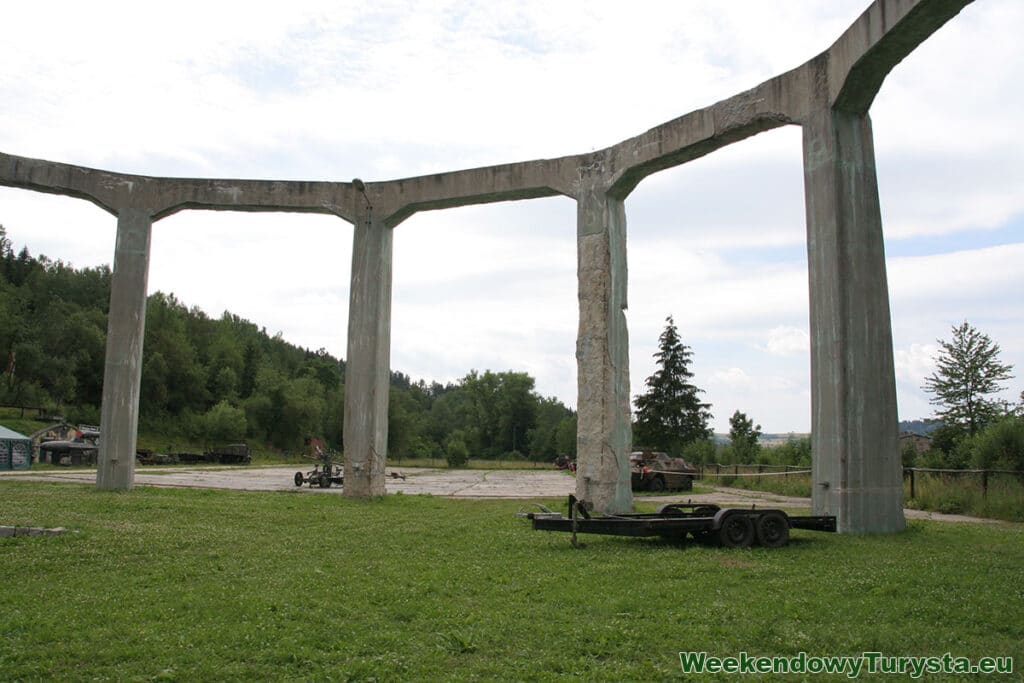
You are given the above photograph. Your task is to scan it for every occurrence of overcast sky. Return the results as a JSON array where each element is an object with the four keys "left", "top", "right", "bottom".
[{"left": 1, "top": 0, "right": 1021, "bottom": 432}]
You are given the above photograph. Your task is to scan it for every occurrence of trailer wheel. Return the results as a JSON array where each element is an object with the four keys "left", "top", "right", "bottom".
[
  {"left": 718, "top": 514, "right": 755, "bottom": 548},
  {"left": 294, "top": 472, "right": 304, "bottom": 487},
  {"left": 755, "top": 511, "right": 790, "bottom": 548},
  {"left": 318, "top": 473, "right": 332, "bottom": 488}
]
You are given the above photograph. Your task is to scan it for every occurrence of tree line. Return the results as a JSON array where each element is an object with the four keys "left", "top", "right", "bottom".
[
  {"left": 0, "top": 227, "right": 576, "bottom": 462},
  {"left": 632, "top": 316, "right": 1022, "bottom": 471}
]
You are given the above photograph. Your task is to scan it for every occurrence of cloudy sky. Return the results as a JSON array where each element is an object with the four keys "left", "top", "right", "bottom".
[{"left": 1, "top": 0, "right": 1021, "bottom": 432}]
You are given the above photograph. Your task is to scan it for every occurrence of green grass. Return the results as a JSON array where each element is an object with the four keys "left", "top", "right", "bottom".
[
  {"left": 1, "top": 482, "right": 1021, "bottom": 681},
  {"left": 710, "top": 471, "right": 1024, "bottom": 523},
  {"left": 707, "top": 472, "right": 814, "bottom": 499},
  {"left": 905, "top": 472, "right": 1024, "bottom": 523}
]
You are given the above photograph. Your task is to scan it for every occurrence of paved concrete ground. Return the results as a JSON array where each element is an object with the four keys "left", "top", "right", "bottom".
[
  {"left": 0, "top": 466, "right": 999, "bottom": 523},
  {"left": 0, "top": 466, "right": 578, "bottom": 499}
]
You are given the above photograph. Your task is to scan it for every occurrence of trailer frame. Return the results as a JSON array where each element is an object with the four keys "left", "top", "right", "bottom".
[{"left": 523, "top": 495, "right": 836, "bottom": 548}]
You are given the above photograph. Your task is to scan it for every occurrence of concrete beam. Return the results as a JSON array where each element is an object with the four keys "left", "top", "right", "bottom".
[
  {"left": 827, "top": 0, "right": 974, "bottom": 113},
  {"left": 96, "top": 208, "right": 153, "bottom": 490},
  {"left": 379, "top": 157, "right": 579, "bottom": 227},
  {"left": 802, "top": 99, "right": 906, "bottom": 533},
  {"left": 575, "top": 163, "right": 632, "bottom": 514},
  {"left": 0, "top": 152, "right": 355, "bottom": 222},
  {"left": 342, "top": 195, "right": 393, "bottom": 497},
  {"left": 605, "top": 69, "right": 809, "bottom": 198}
]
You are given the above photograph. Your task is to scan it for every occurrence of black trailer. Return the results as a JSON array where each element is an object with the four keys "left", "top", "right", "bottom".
[{"left": 522, "top": 496, "right": 836, "bottom": 548}]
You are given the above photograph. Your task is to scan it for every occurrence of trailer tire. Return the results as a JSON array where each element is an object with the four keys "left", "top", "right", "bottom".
[
  {"left": 718, "top": 513, "right": 755, "bottom": 548},
  {"left": 755, "top": 511, "right": 790, "bottom": 548},
  {"left": 294, "top": 472, "right": 304, "bottom": 487},
  {"left": 318, "top": 473, "right": 332, "bottom": 488}
]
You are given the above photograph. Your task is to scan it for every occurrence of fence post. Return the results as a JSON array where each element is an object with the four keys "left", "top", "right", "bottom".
[
  {"left": 982, "top": 470, "right": 989, "bottom": 498},
  {"left": 909, "top": 468, "right": 915, "bottom": 499}
]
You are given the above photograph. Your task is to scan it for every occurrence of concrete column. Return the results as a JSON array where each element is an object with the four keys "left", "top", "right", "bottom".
[
  {"left": 802, "top": 107, "right": 906, "bottom": 533},
  {"left": 97, "top": 207, "right": 153, "bottom": 490},
  {"left": 575, "top": 177, "right": 633, "bottom": 513},
  {"left": 343, "top": 202, "right": 392, "bottom": 497}
]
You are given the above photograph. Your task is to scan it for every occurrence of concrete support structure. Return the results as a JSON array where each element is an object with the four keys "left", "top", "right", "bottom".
[
  {"left": 802, "top": 104, "right": 905, "bottom": 532},
  {"left": 0, "top": 0, "right": 976, "bottom": 527},
  {"left": 343, "top": 194, "right": 393, "bottom": 497},
  {"left": 575, "top": 171, "right": 632, "bottom": 513},
  {"left": 97, "top": 208, "right": 153, "bottom": 490}
]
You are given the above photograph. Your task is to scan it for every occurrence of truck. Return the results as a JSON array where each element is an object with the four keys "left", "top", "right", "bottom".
[{"left": 522, "top": 495, "right": 836, "bottom": 549}]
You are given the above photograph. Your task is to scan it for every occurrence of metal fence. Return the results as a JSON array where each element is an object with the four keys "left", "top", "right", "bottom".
[
  {"left": 903, "top": 467, "right": 1024, "bottom": 499},
  {"left": 696, "top": 464, "right": 811, "bottom": 481},
  {"left": 696, "top": 464, "right": 1024, "bottom": 499}
]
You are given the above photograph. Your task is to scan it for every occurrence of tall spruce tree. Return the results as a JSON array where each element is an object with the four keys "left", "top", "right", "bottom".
[{"left": 633, "top": 316, "right": 712, "bottom": 454}]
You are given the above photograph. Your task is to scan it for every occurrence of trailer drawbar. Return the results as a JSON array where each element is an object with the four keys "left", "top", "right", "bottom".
[{"left": 521, "top": 495, "right": 836, "bottom": 548}]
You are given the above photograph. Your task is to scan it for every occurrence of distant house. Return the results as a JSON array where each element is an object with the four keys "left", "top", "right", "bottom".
[{"left": 899, "top": 431, "right": 932, "bottom": 453}]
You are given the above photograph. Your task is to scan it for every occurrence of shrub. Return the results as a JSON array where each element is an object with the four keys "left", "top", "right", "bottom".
[
  {"left": 971, "top": 417, "right": 1024, "bottom": 470},
  {"left": 445, "top": 431, "right": 469, "bottom": 468}
]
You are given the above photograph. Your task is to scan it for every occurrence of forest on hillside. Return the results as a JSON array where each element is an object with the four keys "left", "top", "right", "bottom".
[{"left": 0, "top": 226, "right": 576, "bottom": 462}]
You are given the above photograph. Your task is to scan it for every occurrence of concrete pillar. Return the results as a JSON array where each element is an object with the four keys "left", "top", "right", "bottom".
[
  {"left": 575, "top": 177, "right": 633, "bottom": 513},
  {"left": 343, "top": 202, "right": 392, "bottom": 497},
  {"left": 802, "top": 107, "right": 906, "bottom": 533},
  {"left": 97, "top": 208, "right": 153, "bottom": 490}
]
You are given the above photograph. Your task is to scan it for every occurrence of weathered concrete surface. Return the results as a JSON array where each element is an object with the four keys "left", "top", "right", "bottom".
[
  {"left": 575, "top": 168, "right": 632, "bottom": 514},
  {"left": 343, "top": 193, "right": 393, "bottom": 497},
  {"left": 97, "top": 208, "right": 153, "bottom": 490},
  {"left": 826, "top": 0, "right": 974, "bottom": 114},
  {"left": 802, "top": 99, "right": 905, "bottom": 533},
  {"left": 0, "top": 152, "right": 355, "bottom": 221}
]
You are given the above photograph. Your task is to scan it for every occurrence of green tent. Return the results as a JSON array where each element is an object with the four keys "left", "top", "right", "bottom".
[{"left": 0, "top": 425, "right": 32, "bottom": 470}]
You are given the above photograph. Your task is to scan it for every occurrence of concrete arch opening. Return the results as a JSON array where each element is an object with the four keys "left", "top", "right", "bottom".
[
  {"left": 0, "top": 188, "right": 115, "bottom": 270},
  {"left": 625, "top": 126, "right": 811, "bottom": 441},
  {"left": 868, "top": 5, "right": 1024, "bottom": 422},
  {"left": 151, "top": 210, "right": 353, "bottom": 359},
  {"left": 391, "top": 197, "right": 577, "bottom": 416}
]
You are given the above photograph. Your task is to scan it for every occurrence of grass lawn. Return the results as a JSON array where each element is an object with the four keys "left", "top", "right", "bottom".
[{"left": 1, "top": 482, "right": 1021, "bottom": 681}]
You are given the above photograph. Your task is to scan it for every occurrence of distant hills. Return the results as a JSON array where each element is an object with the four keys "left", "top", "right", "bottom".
[{"left": 711, "top": 420, "right": 940, "bottom": 446}]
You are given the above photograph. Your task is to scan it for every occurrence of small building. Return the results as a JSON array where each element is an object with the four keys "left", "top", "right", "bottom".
[
  {"left": 0, "top": 425, "right": 32, "bottom": 470},
  {"left": 899, "top": 431, "right": 932, "bottom": 454}
]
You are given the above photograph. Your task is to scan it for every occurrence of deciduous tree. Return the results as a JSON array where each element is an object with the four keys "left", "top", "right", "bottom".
[
  {"left": 728, "top": 410, "right": 761, "bottom": 463},
  {"left": 923, "top": 322, "right": 1014, "bottom": 437}
]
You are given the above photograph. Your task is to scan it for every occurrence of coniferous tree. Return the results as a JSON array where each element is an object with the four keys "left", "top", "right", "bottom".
[{"left": 633, "top": 316, "right": 712, "bottom": 454}]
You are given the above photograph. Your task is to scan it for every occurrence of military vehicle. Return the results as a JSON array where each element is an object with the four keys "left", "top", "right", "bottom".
[{"left": 629, "top": 450, "right": 698, "bottom": 492}]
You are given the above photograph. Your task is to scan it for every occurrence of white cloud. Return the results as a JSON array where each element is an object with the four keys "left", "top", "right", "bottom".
[{"left": 763, "top": 326, "right": 810, "bottom": 357}]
